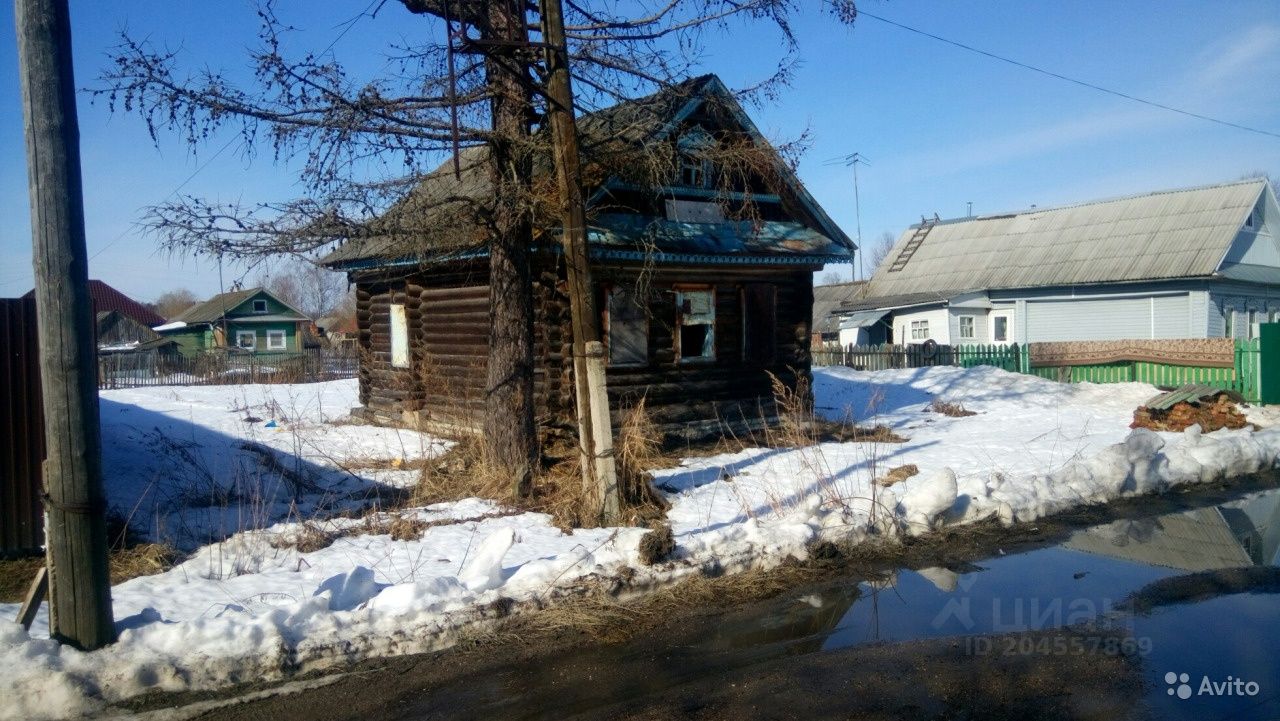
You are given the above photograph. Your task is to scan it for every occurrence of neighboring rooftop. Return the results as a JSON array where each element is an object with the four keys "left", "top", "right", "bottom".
[
  {"left": 23, "top": 279, "right": 166, "bottom": 327},
  {"left": 863, "top": 178, "right": 1271, "bottom": 299},
  {"left": 812, "top": 280, "right": 867, "bottom": 335},
  {"left": 171, "top": 288, "right": 309, "bottom": 325}
]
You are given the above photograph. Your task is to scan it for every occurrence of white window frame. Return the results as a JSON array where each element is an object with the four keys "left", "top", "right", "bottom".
[
  {"left": 266, "top": 329, "right": 287, "bottom": 350},
  {"left": 390, "top": 303, "right": 410, "bottom": 369},
  {"left": 675, "top": 287, "right": 715, "bottom": 363},
  {"left": 910, "top": 320, "right": 929, "bottom": 340},
  {"left": 235, "top": 330, "right": 256, "bottom": 350},
  {"left": 958, "top": 315, "right": 976, "bottom": 340},
  {"left": 252, "top": 299, "right": 269, "bottom": 314},
  {"left": 990, "top": 311, "right": 1012, "bottom": 344}
]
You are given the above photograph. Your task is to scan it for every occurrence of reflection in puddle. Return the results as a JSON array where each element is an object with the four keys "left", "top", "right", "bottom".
[{"left": 711, "top": 489, "right": 1280, "bottom": 717}]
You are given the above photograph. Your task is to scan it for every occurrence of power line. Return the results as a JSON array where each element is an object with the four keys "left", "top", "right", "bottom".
[{"left": 858, "top": 10, "right": 1280, "bottom": 142}]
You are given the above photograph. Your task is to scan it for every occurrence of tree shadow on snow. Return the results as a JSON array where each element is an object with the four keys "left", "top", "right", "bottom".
[{"left": 98, "top": 397, "right": 424, "bottom": 552}]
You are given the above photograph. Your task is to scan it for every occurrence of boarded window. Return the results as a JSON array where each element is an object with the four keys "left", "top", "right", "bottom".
[
  {"left": 676, "top": 288, "right": 715, "bottom": 362},
  {"left": 741, "top": 284, "right": 776, "bottom": 364},
  {"left": 607, "top": 285, "right": 648, "bottom": 365},
  {"left": 390, "top": 303, "right": 409, "bottom": 368}
]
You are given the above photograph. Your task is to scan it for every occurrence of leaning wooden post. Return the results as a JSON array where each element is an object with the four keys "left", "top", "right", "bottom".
[
  {"left": 15, "top": 0, "right": 115, "bottom": 649},
  {"left": 539, "top": 0, "right": 620, "bottom": 523}
]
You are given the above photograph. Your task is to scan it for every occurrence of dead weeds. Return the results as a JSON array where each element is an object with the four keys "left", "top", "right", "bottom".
[
  {"left": 877, "top": 464, "right": 919, "bottom": 488},
  {"left": 929, "top": 399, "right": 977, "bottom": 417}
]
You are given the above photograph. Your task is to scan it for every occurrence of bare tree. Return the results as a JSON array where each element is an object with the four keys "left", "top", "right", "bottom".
[
  {"left": 151, "top": 288, "right": 199, "bottom": 319},
  {"left": 864, "top": 230, "right": 896, "bottom": 275},
  {"left": 95, "top": 0, "right": 857, "bottom": 495},
  {"left": 255, "top": 259, "right": 349, "bottom": 320}
]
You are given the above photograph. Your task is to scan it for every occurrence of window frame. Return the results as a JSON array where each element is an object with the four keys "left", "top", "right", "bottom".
[
  {"left": 958, "top": 315, "right": 976, "bottom": 340},
  {"left": 603, "top": 284, "right": 649, "bottom": 367},
  {"left": 390, "top": 303, "right": 410, "bottom": 369},
  {"left": 991, "top": 312, "right": 1012, "bottom": 343},
  {"left": 252, "top": 299, "right": 269, "bottom": 314},
  {"left": 235, "top": 330, "right": 256, "bottom": 350},
  {"left": 910, "top": 319, "right": 930, "bottom": 341},
  {"left": 265, "top": 329, "right": 287, "bottom": 351},
  {"left": 674, "top": 285, "right": 716, "bottom": 364}
]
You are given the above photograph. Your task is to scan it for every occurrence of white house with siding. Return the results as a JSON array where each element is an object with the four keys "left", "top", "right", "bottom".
[{"left": 835, "top": 178, "right": 1280, "bottom": 346}]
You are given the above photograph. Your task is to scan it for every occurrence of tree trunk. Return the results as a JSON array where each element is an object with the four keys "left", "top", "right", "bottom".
[{"left": 480, "top": 0, "right": 538, "bottom": 495}]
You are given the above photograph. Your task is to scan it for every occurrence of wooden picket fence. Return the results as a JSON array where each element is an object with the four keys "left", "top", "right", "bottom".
[
  {"left": 812, "top": 343, "right": 1022, "bottom": 372},
  {"left": 97, "top": 349, "right": 358, "bottom": 389}
]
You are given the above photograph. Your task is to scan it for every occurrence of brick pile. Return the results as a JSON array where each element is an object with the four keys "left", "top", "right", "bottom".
[{"left": 1130, "top": 393, "right": 1251, "bottom": 432}]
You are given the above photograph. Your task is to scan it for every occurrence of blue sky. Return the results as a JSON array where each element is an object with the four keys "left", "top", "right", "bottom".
[{"left": 2, "top": 1, "right": 1278, "bottom": 301}]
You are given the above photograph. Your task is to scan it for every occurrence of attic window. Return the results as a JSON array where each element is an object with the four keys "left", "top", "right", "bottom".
[
  {"left": 678, "top": 156, "right": 710, "bottom": 189},
  {"left": 1245, "top": 210, "right": 1256, "bottom": 229},
  {"left": 252, "top": 299, "right": 268, "bottom": 314}
]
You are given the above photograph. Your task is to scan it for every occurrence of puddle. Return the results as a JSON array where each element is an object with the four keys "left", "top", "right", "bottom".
[{"left": 785, "top": 487, "right": 1280, "bottom": 720}]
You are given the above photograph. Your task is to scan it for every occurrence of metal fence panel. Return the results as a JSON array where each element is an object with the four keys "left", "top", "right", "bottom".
[{"left": 0, "top": 298, "right": 44, "bottom": 556}]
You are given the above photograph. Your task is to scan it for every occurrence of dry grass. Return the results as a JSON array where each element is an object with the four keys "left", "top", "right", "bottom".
[
  {"left": 637, "top": 523, "right": 675, "bottom": 565},
  {"left": 0, "top": 555, "right": 45, "bottom": 603},
  {"left": 929, "top": 398, "right": 977, "bottom": 417},
  {"left": 109, "top": 543, "right": 181, "bottom": 585},
  {"left": 0, "top": 544, "right": 182, "bottom": 604},
  {"left": 877, "top": 464, "right": 919, "bottom": 488},
  {"left": 406, "top": 399, "right": 671, "bottom": 530}
]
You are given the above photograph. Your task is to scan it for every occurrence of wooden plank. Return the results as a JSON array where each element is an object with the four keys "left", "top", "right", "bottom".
[{"left": 16, "top": 565, "right": 47, "bottom": 630}]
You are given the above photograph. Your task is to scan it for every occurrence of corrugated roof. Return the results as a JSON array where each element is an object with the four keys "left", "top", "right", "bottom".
[
  {"left": 863, "top": 179, "right": 1268, "bottom": 298},
  {"left": 812, "top": 281, "right": 867, "bottom": 334},
  {"left": 323, "top": 74, "right": 852, "bottom": 268}
]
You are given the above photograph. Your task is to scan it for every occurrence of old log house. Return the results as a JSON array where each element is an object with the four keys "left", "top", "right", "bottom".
[{"left": 322, "top": 75, "right": 854, "bottom": 439}]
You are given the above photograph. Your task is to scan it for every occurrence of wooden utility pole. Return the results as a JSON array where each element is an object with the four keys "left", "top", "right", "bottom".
[
  {"left": 539, "top": 0, "right": 620, "bottom": 524},
  {"left": 15, "top": 0, "right": 115, "bottom": 649}
]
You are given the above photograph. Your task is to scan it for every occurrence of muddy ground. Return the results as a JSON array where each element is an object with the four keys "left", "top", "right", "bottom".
[{"left": 110, "top": 474, "right": 1280, "bottom": 720}]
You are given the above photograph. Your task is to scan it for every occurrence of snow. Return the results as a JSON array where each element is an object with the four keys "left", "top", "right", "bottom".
[
  {"left": 5, "top": 366, "right": 1280, "bottom": 719},
  {"left": 96, "top": 379, "right": 447, "bottom": 549}
]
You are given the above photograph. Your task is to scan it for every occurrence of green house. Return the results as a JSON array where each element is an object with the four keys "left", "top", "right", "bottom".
[{"left": 157, "top": 288, "right": 311, "bottom": 355}]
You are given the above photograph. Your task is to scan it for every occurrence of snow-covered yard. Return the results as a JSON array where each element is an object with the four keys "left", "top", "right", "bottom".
[
  {"left": 5, "top": 366, "right": 1280, "bottom": 720},
  {"left": 97, "top": 380, "right": 448, "bottom": 548}
]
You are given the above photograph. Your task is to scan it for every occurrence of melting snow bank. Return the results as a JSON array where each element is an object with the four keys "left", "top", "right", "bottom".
[{"left": 4, "top": 365, "right": 1280, "bottom": 719}]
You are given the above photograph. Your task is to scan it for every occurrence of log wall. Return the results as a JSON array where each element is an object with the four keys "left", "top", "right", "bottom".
[{"left": 353, "top": 257, "right": 816, "bottom": 437}]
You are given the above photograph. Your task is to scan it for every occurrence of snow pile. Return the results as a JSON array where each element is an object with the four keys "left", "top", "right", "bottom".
[{"left": 4, "top": 365, "right": 1280, "bottom": 719}]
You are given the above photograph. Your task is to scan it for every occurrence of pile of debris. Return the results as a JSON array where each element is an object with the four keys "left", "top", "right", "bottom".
[{"left": 1130, "top": 385, "right": 1252, "bottom": 432}]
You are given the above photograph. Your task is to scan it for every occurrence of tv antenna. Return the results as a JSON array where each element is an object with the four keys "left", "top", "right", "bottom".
[{"left": 825, "top": 152, "right": 870, "bottom": 282}]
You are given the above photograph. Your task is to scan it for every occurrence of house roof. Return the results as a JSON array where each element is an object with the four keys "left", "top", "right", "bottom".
[
  {"left": 322, "top": 74, "right": 852, "bottom": 269},
  {"left": 812, "top": 281, "right": 867, "bottom": 334},
  {"left": 862, "top": 178, "right": 1270, "bottom": 300},
  {"left": 24, "top": 279, "right": 166, "bottom": 326},
  {"left": 171, "top": 288, "right": 310, "bottom": 324}
]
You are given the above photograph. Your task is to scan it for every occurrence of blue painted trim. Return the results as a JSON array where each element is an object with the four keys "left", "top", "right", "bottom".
[
  {"left": 333, "top": 246, "right": 850, "bottom": 272},
  {"left": 589, "top": 248, "right": 849, "bottom": 266}
]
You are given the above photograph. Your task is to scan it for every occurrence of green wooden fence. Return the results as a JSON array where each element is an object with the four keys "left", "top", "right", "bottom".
[
  {"left": 1022, "top": 339, "right": 1261, "bottom": 402},
  {"left": 819, "top": 339, "right": 1264, "bottom": 403}
]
